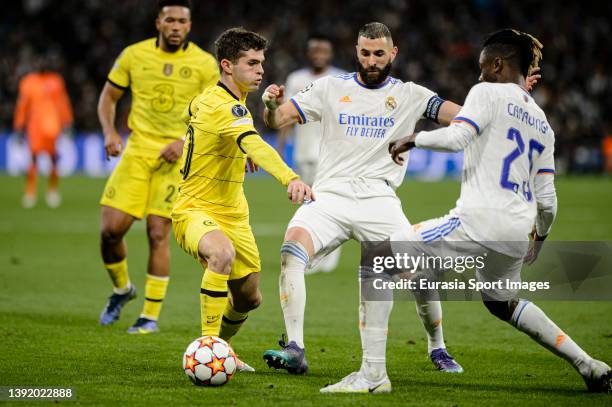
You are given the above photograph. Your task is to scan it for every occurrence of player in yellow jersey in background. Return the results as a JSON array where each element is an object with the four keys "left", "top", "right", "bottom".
[
  {"left": 172, "top": 27, "right": 313, "bottom": 370},
  {"left": 97, "top": 0, "right": 219, "bottom": 333}
]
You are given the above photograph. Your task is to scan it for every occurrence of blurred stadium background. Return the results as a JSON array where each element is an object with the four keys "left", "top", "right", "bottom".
[{"left": 1, "top": 0, "right": 612, "bottom": 177}]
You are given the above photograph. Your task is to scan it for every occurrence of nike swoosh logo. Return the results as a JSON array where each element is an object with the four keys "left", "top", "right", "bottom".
[{"left": 369, "top": 383, "right": 383, "bottom": 393}]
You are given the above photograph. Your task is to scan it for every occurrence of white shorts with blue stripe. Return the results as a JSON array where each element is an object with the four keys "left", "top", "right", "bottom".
[
  {"left": 287, "top": 178, "right": 412, "bottom": 270},
  {"left": 392, "top": 213, "right": 524, "bottom": 301}
]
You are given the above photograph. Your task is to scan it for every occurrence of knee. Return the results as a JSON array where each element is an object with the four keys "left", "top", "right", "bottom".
[
  {"left": 147, "top": 224, "right": 170, "bottom": 247},
  {"left": 283, "top": 227, "right": 314, "bottom": 257},
  {"left": 483, "top": 298, "right": 518, "bottom": 322},
  {"left": 234, "top": 291, "right": 262, "bottom": 312},
  {"left": 100, "top": 223, "right": 125, "bottom": 245},
  {"left": 206, "top": 246, "right": 235, "bottom": 273}
]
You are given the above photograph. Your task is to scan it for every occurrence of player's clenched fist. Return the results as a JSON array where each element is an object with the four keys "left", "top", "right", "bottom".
[
  {"left": 287, "top": 179, "right": 315, "bottom": 204},
  {"left": 388, "top": 133, "right": 417, "bottom": 165},
  {"left": 104, "top": 131, "right": 123, "bottom": 159},
  {"left": 262, "top": 84, "right": 285, "bottom": 110}
]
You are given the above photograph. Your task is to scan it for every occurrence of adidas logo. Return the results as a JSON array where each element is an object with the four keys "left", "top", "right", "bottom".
[{"left": 338, "top": 95, "right": 352, "bottom": 103}]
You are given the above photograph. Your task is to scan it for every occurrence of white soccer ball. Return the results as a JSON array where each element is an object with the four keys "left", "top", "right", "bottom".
[{"left": 182, "top": 336, "right": 237, "bottom": 386}]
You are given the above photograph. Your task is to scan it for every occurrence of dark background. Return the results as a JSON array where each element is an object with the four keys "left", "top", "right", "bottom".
[{"left": 2, "top": 0, "right": 611, "bottom": 173}]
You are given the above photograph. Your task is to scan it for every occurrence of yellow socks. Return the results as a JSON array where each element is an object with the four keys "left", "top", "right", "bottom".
[
  {"left": 200, "top": 270, "right": 229, "bottom": 336},
  {"left": 105, "top": 258, "right": 131, "bottom": 294},
  {"left": 220, "top": 303, "right": 249, "bottom": 342},
  {"left": 141, "top": 274, "right": 169, "bottom": 321}
]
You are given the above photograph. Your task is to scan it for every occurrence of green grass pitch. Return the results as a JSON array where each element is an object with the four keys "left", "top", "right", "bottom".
[{"left": 1, "top": 174, "right": 611, "bottom": 406}]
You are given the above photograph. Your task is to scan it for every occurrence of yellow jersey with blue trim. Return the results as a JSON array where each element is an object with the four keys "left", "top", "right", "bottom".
[
  {"left": 173, "top": 83, "right": 299, "bottom": 219},
  {"left": 107, "top": 38, "right": 219, "bottom": 157}
]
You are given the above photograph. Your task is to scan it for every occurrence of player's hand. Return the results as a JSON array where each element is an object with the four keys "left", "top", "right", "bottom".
[
  {"left": 389, "top": 133, "right": 417, "bottom": 165},
  {"left": 526, "top": 67, "right": 541, "bottom": 92},
  {"left": 104, "top": 131, "right": 123, "bottom": 160},
  {"left": 159, "top": 139, "right": 184, "bottom": 163},
  {"left": 245, "top": 157, "right": 259, "bottom": 173},
  {"left": 524, "top": 227, "right": 546, "bottom": 265},
  {"left": 262, "top": 84, "right": 285, "bottom": 110},
  {"left": 287, "top": 179, "right": 315, "bottom": 204}
]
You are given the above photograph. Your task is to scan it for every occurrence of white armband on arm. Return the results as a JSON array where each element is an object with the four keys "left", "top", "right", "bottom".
[
  {"left": 414, "top": 121, "right": 477, "bottom": 152},
  {"left": 534, "top": 174, "right": 557, "bottom": 237}
]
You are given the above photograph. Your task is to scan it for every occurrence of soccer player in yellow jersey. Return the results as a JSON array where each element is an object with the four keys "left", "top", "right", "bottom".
[
  {"left": 172, "top": 27, "right": 313, "bottom": 370},
  {"left": 97, "top": 0, "right": 219, "bottom": 333}
]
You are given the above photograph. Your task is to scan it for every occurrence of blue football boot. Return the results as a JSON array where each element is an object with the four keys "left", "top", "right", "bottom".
[
  {"left": 263, "top": 335, "right": 308, "bottom": 374},
  {"left": 430, "top": 348, "right": 464, "bottom": 373},
  {"left": 99, "top": 286, "right": 136, "bottom": 326}
]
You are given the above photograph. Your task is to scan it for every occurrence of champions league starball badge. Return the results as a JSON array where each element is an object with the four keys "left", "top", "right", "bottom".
[{"left": 231, "top": 104, "right": 248, "bottom": 117}]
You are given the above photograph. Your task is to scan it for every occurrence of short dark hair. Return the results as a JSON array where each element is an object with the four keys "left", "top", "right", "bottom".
[
  {"left": 483, "top": 29, "right": 543, "bottom": 77},
  {"left": 214, "top": 28, "right": 268, "bottom": 64},
  {"left": 157, "top": 0, "right": 191, "bottom": 14},
  {"left": 358, "top": 22, "right": 392, "bottom": 41}
]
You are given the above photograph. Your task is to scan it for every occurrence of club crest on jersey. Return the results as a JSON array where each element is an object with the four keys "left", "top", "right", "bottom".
[
  {"left": 385, "top": 96, "right": 397, "bottom": 111},
  {"left": 180, "top": 66, "right": 192, "bottom": 78},
  {"left": 232, "top": 104, "right": 248, "bottom": 118},
  {"left": 163, "top": 63, "right": 173, "bottom": 76}
]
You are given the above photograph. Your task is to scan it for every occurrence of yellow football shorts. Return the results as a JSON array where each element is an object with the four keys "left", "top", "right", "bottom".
[
  {"left": 172, "top": 211, "right": 261, "bottom": 280},
  {"left": 100, "top": 151, "right": 181, "bottom": 219}
]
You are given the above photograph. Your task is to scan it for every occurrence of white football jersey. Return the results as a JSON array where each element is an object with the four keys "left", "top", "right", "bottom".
[
  {"left": 290, "top": 72, "right": 439, "bottom": 190},
  {"left": 285, "top": 66, "right": 345, "bottom": 163},
  {"left": 450, "top": 82, "right": 555, "bottom": 248}
]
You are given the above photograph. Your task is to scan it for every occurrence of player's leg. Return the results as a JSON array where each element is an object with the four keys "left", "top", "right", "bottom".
[
  {"left": 223, "top": 272, "right": 261, "bottom": 372},
  {"left": 295, "top": 161, "right": 340, "bottom": 275},
  {"left": 127, "top": 214, "right": 172, "bottom": 334},
  {"left": 23, "top": 149, "right": 38, "bottom": 208},
  {"left": 45, "top": 147, "right": 61, "bottom": 208},
  {"left": 265, "top": 195, "right": 350, "bottom": 374},
  {"left": 99, "top": 205, "right": 137, "bottom": 325},
  {"left": 280, "top": 226, "right": 314, "bottom": 349},
  {"left": 171, "top": 211, "right": 234, "bottom": 337},
  {"left": 262, "top": 226, "right": 313, "bottom": 374},
  {"left": 218, "top": 223, "right": 261, "bottom": 341},
  {"left": 405, "top": 215, "right": 464, "bottom": 372},
  {"left": 198, "top": 230, "right": 235, "bottom": 336},
  {"left": 480, "top": 254, "right": 611, "bottom": 392},
  {"left": 98, "top": 153, "right": 150, "bottom": 325},
  {"left": 128, "top": 158, "right": 181, "bottom": 332}
]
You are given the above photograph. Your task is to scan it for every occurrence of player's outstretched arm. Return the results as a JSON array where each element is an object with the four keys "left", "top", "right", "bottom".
[
  {"left": 436, "top": 100, "right": 462, "bottom": 126},
  {"left": 239, "top": 133, "right": 314, "bottom": 204},
  {"left": 97, "top": 81, "right": 125, "bottom": 159},
  {"left": 262, "top": 84, "right": 302, "bottom": 129}
]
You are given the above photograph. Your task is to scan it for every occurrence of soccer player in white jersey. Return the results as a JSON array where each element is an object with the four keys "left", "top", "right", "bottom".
[
  {"left": 260, "top": 22, "right": 468, "bottom": 379},
  {"left": 277, "top": 34, "right": 345, "bottom": 274},
  {"left": 349, "top": 29, "right": 610, "bottom": 394}
]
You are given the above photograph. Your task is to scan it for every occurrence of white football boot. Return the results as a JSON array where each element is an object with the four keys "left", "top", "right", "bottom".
[{"left": 320, "top": 371, "right": 391, "bottom": 394}]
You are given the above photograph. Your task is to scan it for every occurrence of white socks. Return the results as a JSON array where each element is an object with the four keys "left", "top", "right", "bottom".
[
  {"left": 414, "top": 296, "right": 445, "bottom": 353},
  {"left": 359, "top": 299, "right": 393, "bottom": 382},
  {"left": 511, "top": 299, "right": 592, "bottom": 375},
  {"left": 280, "top": 241, "right": 309, "bottom": 349}
]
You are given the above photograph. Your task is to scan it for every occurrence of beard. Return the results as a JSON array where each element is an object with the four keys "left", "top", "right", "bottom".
[
  {"left": 357, "top": 60, "right": 392, "bottom": 87},
  {"left": 161, "top": 33, "right": 185, "bottom": 52}
]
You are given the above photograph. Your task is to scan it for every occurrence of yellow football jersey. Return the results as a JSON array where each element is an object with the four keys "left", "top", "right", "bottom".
[
  {"left": 173, "top": 83, "right": 298, "bottom": 219},
  {"left": 108, "top": 38, "right": 219, "bottom": 157}
]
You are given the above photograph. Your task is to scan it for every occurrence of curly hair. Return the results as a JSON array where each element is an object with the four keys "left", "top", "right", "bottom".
[{"left": 483, "top": 29, "right": 543, "bottom": 77}]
